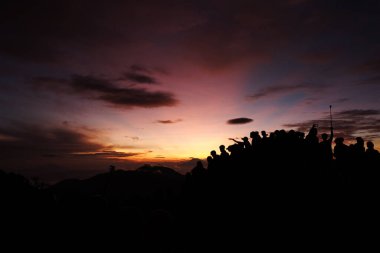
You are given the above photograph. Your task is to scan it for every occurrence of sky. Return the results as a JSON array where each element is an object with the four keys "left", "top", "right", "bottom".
[{"left": 1, "top": 0, "right": 380, "bottom": 182}]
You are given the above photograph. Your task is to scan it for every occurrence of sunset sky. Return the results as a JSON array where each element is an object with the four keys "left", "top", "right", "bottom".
[{"left": 1, "top": 0, "right": 380, "bottom": 182}]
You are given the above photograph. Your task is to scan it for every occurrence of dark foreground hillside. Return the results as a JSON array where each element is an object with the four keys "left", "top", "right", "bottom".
[{"left": 1, "top": 127, "right": 380, "bottom": 252}]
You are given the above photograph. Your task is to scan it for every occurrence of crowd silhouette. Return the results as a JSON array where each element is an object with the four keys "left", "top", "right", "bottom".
[
  {"left": 1, "top": 124, "right": 379, "bottom": 251},
  {"left": 181, "top": 124, "right": 380, "bottom": 250},
  {"left": 187, "top": 124, "right": 379, "bottom": 190}
]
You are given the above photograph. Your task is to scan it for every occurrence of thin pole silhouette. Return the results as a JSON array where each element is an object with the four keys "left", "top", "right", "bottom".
[{"left": 329, "top": 105, "right": 333, "bottom": 129}]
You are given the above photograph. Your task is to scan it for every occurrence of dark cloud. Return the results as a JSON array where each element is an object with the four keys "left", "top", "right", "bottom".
[
  {"left": 32, "top": 74, "right": 178, "bottom": 108},
  {"left": 121, "top": 72, "right": 158, "bottom": 84},
  {"left": 0, "top": 1, "right": 205, "bottom": 63},
  {"left": 248, "top": 84, "right": 312, "bottom": 101},
  {"left": 177, "top": 0, "right": 380, "bottom": 71},
  {"left": 0, "top": 122, "right": 146, "bottom": 181},
  {"left": 129, "top": 65, "right": 152, "bottom": 73},
  {"left": 1, "top": 0, "right": 379, "bottom": 71},
  {"left": 0, "top": 122, "right": 142, "bottom": 160},
  {"left": 0, "top": 123, "right": 101, "bottom": 159},
  {"left": 117, "top": 65, "right": 170, "bottom": 84},
  {"left": 73, "top": 150, "right": 143, "bottom": 158},
  {"left": 0, "top": 1, "right": 105, "bottom": 63},
  {"left": 283, "top": 109, "right": 380, "bottom": 141},
  {"left": 227, "top": 118, "right": 253, "bottom": 125},
  {"left": 156, "top": 119, "right": 183, "bottom": 124},
  {"left": 335, "top": 109, "right": 380, "bottom": 118}
]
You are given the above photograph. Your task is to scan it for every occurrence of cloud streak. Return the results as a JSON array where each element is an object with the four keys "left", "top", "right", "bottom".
[
  {"left": 73, "top": 150, "right": 143, "bottom": 158},
  {"left": 0, "top": 121, "right": 152, "bottom": 181},
  {"left": 334, "top": 109, "right": 380, "bottom": 118},
  {"left": 0, "top": 122, "right": 142, "bottom": 160},
  {"left": 248, "top": 84, "right": 311, "bottom": 101},
  {"left": 122, "top": 72, "right": 158, "bottom": 84},
  {"left": 283, "top": 109, "right": 380, "bottom": 141},
  {"left": 156, "top": 119, "right": 183, "bottom": 124},
  {"left": 32, "top": 74, "right": 178, "bottom": 108}
]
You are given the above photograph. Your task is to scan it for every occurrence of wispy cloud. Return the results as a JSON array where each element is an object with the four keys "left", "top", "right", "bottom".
[
  {"left": 248, "top": 84, "right": 319, "bottom": 101},
  {"left": 0, "top": 122, "right": 143, "bottom": 160},
  {"left": 0, "top": 121, "right": 151, "bottom": 181},
  {"left": 32, "top": 74, "right": 178, "bottom": 108},
  {"left": 283, "top": 109, "right": 380, "bottom": 141},
  {"left": 334, "top": 109, "right": 380, "bottom": 118},
  {"left": 119, "top": 65, "right": 161, "bottom": 84},
  {"left": 121, "top": 72, "right": 158, "bottom": 84},
  {"left": 125, "top": 136, "right": 140, "bottom": 141},
  {"left": 156, "top": 119, "right": 183, "bottom": 124},
  {"left": 72, "top": 150, "right": 143, "bottom": 158}
]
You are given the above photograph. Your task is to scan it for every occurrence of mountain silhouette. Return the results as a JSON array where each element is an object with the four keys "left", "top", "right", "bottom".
[
  {"left": 51, "top": 165, "right": 184, "bottom": 205},
  {"left": 136, "top": 164, "right": 183, "bottom": 177}
]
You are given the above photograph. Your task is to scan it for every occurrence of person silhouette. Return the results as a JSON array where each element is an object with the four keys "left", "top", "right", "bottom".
[
  {"left": 305, "top": 124, "right": 319, "bottom": 145},
  {"left": 250, "top": 131, "right": 262, "bottom": 147},
  {"left": 334, "top": 137, "right": 349, "bottom": 162},
  {"left": 210, "top": 150, "right": 220, "bottom": 160},
  {"left": 353, "top": 137, "right": 365, "bottom": 154},
  {"left": 363, "top": 141, "right": 380, "bottom": 185},
  {"left": 191, "top": 161, "right": 206, "bottom": 178},
  {"left": 206, "top": 156, "right": 215, "bottom": 171},
  {"left": 242, "top": 137, "right": 251, "bottom": 149},
  {"left": 219, "top": 145, "right": 230, "bottom": 161},
  {"left": 352, "top": 137, "right": 366, "bottom": 182},
  {"left": 319, "top": 127, "right": 334, "bottom": 162},
  {"left": 365, "top": 141, "right": 380, "bottom": 168},
  {"left": 261, "top": 131, "right": 268, "bottom": 144},
  {"left": 210, "top": 150, "right": 221, "bottom": 171},
  {"left": 366, "top": 141, "right": 379, "bottom": 156}
]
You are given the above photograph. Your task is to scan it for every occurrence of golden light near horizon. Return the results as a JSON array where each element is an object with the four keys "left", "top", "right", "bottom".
[{"left": 1, "top": 0, "right": 380, "bottom": 182}]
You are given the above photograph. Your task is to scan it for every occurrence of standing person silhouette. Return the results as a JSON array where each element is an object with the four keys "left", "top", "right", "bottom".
[
  {"left": 319, "top": 126, "right": 334, "bottom": 162},
  {"left": 219, "top": 145, "right": 230, "bottom": 161}
]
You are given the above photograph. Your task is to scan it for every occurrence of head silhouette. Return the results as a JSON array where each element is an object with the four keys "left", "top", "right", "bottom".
[
  {"left": 219, "top": 145, "right": 225, "bottom": 152},
  {"left": 367, "top": 141, "right": 374, "bottom": 150},
  {"left": 321, "top": 133, "right": 328, "bottom": 141},
  {"left": 334, "top": 137, "right": 344, "bottom": 144},
  {"left": 309, "top": 125, "right": 318, "bottom": 136},
  {"left": 210, "top": 150, "right": 217, "bottom": 158},
  {"left": 356, "top": 137, "right": 364, "bottom": 145}
]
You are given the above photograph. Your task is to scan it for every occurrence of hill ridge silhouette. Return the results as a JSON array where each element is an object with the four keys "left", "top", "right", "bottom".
[{"left": 1, "top": 125, "right": 379, "bottom": 251}]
